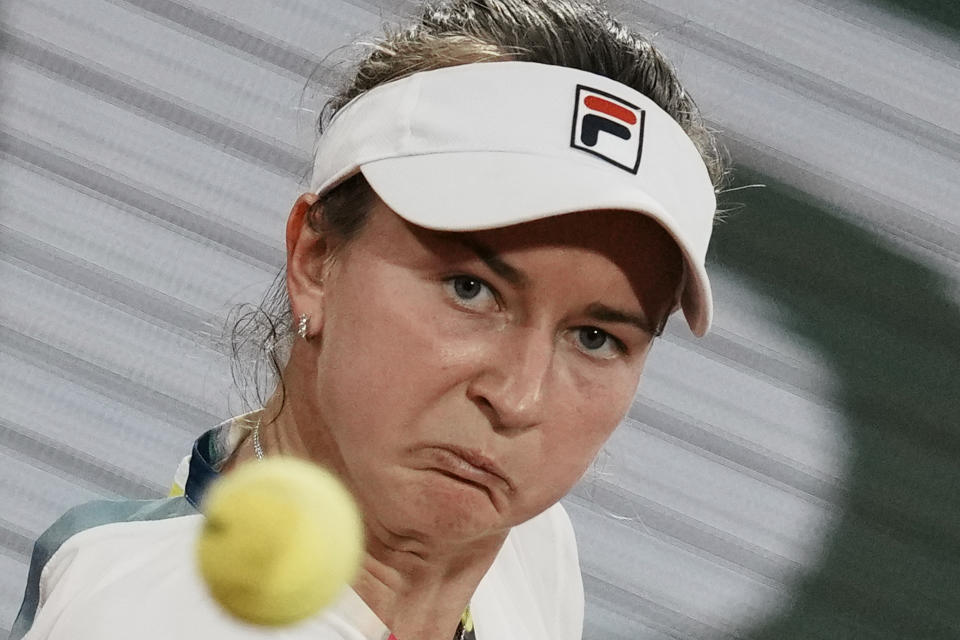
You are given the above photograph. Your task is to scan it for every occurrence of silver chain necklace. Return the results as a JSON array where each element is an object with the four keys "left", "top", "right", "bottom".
[{"left": 251, "top": 416, "right": 265, "bottom": 460}]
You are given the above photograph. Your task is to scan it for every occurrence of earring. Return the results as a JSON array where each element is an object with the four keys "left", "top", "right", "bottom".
[{"left": 297, "top": 313, "right": 309, "bottom": 340}]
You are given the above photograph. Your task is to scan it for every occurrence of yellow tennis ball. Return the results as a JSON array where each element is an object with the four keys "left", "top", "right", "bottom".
[{"left": 196, "top": 457, "right": 364, "bottom": 626}]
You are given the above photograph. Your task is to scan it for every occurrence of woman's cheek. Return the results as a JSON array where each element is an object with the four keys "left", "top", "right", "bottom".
[{"left": 567, "top": 355, "right": 639, "bottom": 414}]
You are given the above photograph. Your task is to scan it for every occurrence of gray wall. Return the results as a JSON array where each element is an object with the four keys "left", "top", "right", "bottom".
[{"left": 2, "top": 1, "right": 958, "bottom": 638}]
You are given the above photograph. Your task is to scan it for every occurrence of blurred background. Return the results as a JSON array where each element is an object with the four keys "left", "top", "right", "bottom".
[{"left": 1, "top": 1, "right": 958, "bottom": 638}]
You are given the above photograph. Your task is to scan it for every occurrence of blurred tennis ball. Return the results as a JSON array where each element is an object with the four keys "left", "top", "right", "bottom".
[{"left": 196, "top": 457, "right": 364, "bottom": 626}]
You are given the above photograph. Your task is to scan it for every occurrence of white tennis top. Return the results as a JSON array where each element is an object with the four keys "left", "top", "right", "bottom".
[{"left": 10, "top": 414, "right": 585, "bottom": 640}]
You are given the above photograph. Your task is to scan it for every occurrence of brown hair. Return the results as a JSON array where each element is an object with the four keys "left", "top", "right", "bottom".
[{"left": 228, "top": 0, "right": 727, "bottom": 410}]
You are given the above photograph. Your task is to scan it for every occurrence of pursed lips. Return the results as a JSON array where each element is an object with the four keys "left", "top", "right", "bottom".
[{"left": 422, "top": 445, "right": 514, "bottom": 497}]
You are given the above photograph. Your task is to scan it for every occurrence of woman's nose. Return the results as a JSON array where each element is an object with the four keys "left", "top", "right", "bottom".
[{"left": 466, "top": 327, "right": 553, "bottom": 432}]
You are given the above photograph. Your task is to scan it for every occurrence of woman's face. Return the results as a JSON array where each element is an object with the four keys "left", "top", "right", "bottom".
[{"left": 294, "top": 197, "right": 682, "bottom": 548}]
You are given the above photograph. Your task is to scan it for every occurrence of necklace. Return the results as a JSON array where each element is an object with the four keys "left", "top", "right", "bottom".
[{"left": 251, "top": 415, "right": 265, "bottom": 460}]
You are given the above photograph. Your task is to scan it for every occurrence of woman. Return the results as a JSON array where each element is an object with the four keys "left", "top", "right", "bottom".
[{"left": 11, "top": 0, "right": 725, "bottom": 638}]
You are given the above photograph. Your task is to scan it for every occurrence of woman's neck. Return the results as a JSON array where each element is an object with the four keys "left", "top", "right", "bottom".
[
  {"left": 354, "top": 519, "right": 506, "bottom": 640},
  {"left": 226, "top": 390, "right": 507, "bottom": 640}
]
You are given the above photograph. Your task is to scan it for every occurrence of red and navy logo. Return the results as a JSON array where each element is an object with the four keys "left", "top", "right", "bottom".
[{"left": 570, "top": 85, "right": 645, "bottom": 173}]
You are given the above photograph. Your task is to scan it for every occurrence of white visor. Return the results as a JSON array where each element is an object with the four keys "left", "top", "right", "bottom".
[{"left": 310, "top": 61, "right": 716, "bottom": 335}]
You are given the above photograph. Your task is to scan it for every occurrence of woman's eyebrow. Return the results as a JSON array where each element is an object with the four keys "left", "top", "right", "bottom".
[
  {"left": 450, "top": 236, "right": 529, "bottom": 288},
  {"left": 584, "top": 303, "right": 657, "bottom": 335}
]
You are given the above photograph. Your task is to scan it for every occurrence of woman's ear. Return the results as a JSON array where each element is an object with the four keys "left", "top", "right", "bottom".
[{"left": 285, "top": 193, "right": 327, "bottom": 332}]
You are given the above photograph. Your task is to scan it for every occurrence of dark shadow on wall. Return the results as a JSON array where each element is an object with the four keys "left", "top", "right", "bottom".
[
  {"left": 710, "top": 169, "right": 960, "bottom": 639},
  {"left": 869, "top": 0, "right": 960, "bottom": 34}
]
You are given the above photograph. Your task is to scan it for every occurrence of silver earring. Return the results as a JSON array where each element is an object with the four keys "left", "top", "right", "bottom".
[{"left": 297, "top": 313, "right": 309, "bottom": 339}]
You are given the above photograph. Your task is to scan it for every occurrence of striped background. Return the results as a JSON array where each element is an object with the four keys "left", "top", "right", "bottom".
[{"left": 2, "top": 1, "right": 959, "bottom": 638}]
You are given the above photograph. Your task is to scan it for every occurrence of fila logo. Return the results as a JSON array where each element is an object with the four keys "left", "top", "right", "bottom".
[{"left": 570, "top": 85, "right": 645, "bottom": 173}]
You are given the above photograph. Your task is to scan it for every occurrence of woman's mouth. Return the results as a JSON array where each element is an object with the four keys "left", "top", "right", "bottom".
[{"left": 422, "top": 446, "right": 513, "bottom": 495}]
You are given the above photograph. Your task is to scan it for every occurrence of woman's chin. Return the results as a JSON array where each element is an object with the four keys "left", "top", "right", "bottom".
[{"left": 370, "top": 473, "right": 511, "bottom": 547}]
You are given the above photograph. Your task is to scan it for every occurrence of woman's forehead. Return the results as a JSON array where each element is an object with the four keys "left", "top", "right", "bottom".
[{"left": 397, "top": 206, "right": 683, "bottom": 273}]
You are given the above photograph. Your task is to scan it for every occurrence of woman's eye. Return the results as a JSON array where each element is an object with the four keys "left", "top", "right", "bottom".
[
  {"left": 443, "top": 275, "right": 499, "bottom": 310},
  {"left": 574, "top": 327, "right": 625, "bottom": 359},
  {"left": 453, "top": 276, "right": 483, "bottom": 299}
]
